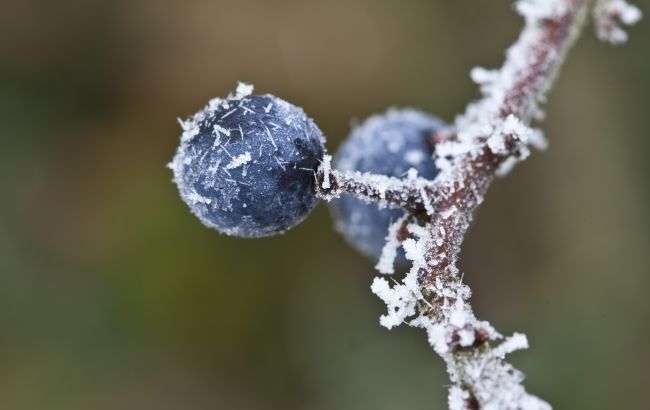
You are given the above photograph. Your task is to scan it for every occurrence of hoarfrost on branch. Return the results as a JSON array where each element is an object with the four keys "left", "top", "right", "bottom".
[{"left": 314, "top": 0, "right": 641, "bottom": 408}]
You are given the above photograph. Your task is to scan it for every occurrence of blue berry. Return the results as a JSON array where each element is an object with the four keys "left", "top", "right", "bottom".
[
  {"left": 170, "top": 84, "right": 326, "bottom": 237},
  {"left": 329, "top": 109, "right": 444, "bottom": 260}
]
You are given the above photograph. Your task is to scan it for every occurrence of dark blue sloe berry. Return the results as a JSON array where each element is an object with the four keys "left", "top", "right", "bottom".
[
  {"left": 170, "top": 84, "right": 326, "bottom": 237},
  {"left": 329, "top": 108, "right": 444, "bottom": 261}
]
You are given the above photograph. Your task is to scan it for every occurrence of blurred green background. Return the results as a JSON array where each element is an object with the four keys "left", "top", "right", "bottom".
[{"left": 1, "top": 1, "right": 648, "bottom": 409}]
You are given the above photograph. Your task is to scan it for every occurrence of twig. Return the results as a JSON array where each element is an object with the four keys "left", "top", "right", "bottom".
[
  {"left": 315, "top": 161, "right": 433, "bottom": 217},
  {"left": 317, "top": 1, "right": 641, "bottom": 408}
]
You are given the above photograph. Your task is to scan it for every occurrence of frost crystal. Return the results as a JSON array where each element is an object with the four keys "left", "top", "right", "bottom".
[
  {"left": 593, "top": 0, "right": 642, "bottom": 45},
  {"left": 492, "top": 333, "right": 529, "bottom": 359},
  {"left": 516, "top": 0, "right": 568, "bottom": 23},
  {"left": 448, "top": 386, "right": 471, "bottom": 410},
  {"left": 371, "top": 222, "right": 431, "bottom": 329},
  {"left": 375, "top": 215, "right": 408, "bottom": 275},
  {"left": 320, "top": 155, "right": 332, "bottom": 190},
  {"left": 225, "top": 152, "right": 252, "bottom": 170},
  {"left": 232, "top": 81, "right": 254, "bottom": 99}
]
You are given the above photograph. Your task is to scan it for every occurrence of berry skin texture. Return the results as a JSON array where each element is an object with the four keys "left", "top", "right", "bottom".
[
  {"left": 170, "top": 83, "right": 325, "bottom": 238},
  {"left": 329, "top": 108, "right": 444, "bottom": 260}
]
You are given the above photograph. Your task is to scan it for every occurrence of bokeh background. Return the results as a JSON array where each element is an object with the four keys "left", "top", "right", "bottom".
[{"left": 1, "top": 1, "right": 649, "bottom": 409}]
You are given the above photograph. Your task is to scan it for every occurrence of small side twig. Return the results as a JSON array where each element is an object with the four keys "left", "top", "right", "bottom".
[{"left": 315, "top": 158, "right": 433, "bottom": 217}]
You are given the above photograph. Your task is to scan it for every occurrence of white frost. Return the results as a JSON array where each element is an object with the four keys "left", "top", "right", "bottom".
[
  {"left": 516, "top": 0, "right": 568, "bottom": 23},
  {"left": 213, "top": 124, "right": 231, "bottom": 138},
  {"left": 320, "top": 155, "right": 332, "bottom": 190},
  {"left": 593, "top": 0, "right": 642, "bottom": 45},
  {"left": 225, "top": 152, "right": 252, "bottom": 170},
  {"left": 231, "top": 81, "right": 254, "bottom": 99},
  {"left": 448, "top": 386, "right": 471, "bottom": 410},
  {"left": 375, "top": 215, "right": 408, "bottom": 275},
  {"left": 492, "top": 333, "right": 529, "bottom": 359},
  {"left": 371, "top": 223, "right": 432, "bottom": 330},
  {"left": 178, "top": 118, "right": 200, "bottom": 143}
]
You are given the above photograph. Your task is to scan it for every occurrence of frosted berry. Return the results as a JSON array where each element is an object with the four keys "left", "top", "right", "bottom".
[
  {"left": 170, "top": 83, "right": 326, "bottom": 237},
  {"left": 329, "top": 109, "right": 444, "bottom": 260}
]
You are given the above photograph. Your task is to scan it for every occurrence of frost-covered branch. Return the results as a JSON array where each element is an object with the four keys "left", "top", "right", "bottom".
[
  {"left": 360, "top": 0, "right": 640, "bottom": 409},
  {"left": 381, "top": 1, "right": 591, "bottom": 407},
  {"left": 313, "top": 1, "right": 641, "bottom": 406}
]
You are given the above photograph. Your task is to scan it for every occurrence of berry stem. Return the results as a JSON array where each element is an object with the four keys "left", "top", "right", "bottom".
[{"left": 315, "top": 162, "right": 432, "bottom": 217}]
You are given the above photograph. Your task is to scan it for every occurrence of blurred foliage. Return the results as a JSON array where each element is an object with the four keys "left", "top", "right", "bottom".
[{"left": 1, "top": 1, "right": 649, "bottom": 409}]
